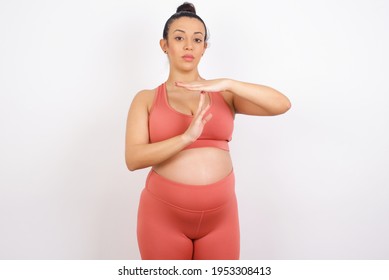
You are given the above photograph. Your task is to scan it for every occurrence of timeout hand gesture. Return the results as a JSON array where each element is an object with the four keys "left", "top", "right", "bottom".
[{"left": 183, "top": 92, "right": 213, "bottom": 143}]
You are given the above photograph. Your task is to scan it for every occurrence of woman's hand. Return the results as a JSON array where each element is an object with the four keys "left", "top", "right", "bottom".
[
  {"left": 175, "top": 79, "right": 231, "bottom": 93},
  {"left": 182, "top": 92, "right": 213, "bottom": 142}
]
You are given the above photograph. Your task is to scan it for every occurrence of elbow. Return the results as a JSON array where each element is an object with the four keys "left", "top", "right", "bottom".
[
  {"left": 126, "top": 159, "right": 142, "bottom": 172},
  {"left": 266, "top": 101, "right": 291, "bottom": 116},
  {"left": 125, "top": 147, "right": 141, "bottom": 171},
  {"left": 126, "top": 163, "right": 137, "bottom": 172},
  {"left": 274, "top": 97, "right": 292, "bottom": 115},
  {"left": 126, "top": 154, "right": 151, "bottom": 171},
  {"left": 125, "top": 160, "right": 136, "bottom": 172},
  {"left": 125, "top": 145, "right": 151, "bottom": 171},
  {"left": 282, "top": 98, "right": 292, "bottom": 113},
  {"left": 125, "top": 155, "right": 141, "bottom": 172}
]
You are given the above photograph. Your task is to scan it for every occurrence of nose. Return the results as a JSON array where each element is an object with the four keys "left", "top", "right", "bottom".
[{"left": 184, "top": 42, "right": 193, "bottom": 51}]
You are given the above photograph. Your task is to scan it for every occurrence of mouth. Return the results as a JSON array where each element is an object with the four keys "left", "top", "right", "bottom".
[{"left": 182, "top": 55, "right": 194, "bottom": 62}]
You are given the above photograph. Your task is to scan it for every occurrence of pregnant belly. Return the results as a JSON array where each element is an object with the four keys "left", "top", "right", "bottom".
[{"left": 152, "top": 147, "right": 233, "bottom": 185}]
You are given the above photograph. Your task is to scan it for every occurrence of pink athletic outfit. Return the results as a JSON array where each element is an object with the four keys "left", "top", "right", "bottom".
[{"left": 137, "top": 83, "right": 239, "bottom": 259}]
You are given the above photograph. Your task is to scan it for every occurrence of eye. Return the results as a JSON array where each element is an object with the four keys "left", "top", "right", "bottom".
[
  {"left": 174, "top": 36, "right": 184, "bottom": 41},
  {"left": 194, "top": 38, "right": 203, "bottom": 43}
]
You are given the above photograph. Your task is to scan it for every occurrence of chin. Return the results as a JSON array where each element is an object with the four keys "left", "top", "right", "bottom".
[
  {"left": 171, "top": 59, "right": 199, "bottom": 71},
  {"left": 178, "top": 63, "right": 200, "bottom": 72}
]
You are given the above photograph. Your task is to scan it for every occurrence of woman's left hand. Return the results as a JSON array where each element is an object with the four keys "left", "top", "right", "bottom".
[{"left": 175, "top": 79, "right": 231, "bottom": 93}]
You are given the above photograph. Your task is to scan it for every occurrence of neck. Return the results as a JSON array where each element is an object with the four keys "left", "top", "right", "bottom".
[{"left": 166, "top": 69, "right": 203, "bottom": 85}]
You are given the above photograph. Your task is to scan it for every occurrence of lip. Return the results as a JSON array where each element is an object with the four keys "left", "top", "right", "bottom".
[{"left": 182, "top": 55, "right": 194, "bottom": 62}]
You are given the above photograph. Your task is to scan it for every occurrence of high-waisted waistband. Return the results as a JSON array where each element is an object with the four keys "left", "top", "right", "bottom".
[{"left": 145, "top": 169, "right": 235, "bottom": 211}]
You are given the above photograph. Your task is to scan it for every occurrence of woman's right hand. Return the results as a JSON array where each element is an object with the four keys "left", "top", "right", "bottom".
[{"left": 182, "top": 92, "right": 213, "bottom": 143}]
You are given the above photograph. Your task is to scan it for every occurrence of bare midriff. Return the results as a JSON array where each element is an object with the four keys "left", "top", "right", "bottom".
[{"left": 153, "top": 147, "right": 233, "bottom": 185}]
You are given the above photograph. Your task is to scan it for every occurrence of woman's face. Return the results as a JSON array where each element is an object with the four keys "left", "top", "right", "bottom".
[{"left": 161, "top": 17, "right": 207, "bottom": 72}]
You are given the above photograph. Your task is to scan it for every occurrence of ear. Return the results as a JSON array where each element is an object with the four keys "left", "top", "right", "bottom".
[{"left": 160, "top": 39, "right": 168, "bottom": 53}]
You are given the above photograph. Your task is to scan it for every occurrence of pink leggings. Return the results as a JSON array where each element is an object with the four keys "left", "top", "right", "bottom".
[{"left": 137, "top": 169, "right": 240, "bottom": 260}]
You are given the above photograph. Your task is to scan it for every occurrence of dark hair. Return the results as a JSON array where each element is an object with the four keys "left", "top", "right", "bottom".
[{"left": 162, "top": 2, "right": 208, "bottom": 42}]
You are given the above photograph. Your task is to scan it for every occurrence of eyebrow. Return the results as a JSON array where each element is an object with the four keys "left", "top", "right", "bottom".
[{"left": 173, "top": 29, "right": 204, "bottom": 36}]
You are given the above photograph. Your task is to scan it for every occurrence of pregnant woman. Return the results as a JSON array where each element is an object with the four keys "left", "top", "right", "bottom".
[{"left": 125, "top": 2, "right": 291, "bottom": 260}]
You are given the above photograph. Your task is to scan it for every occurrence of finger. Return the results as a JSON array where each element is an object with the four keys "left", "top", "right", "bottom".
[
  {"left": 176, "top": 82, "right": 204, "bottom": 91},
  {"left": 194, "top": 103, "right": 209, "bottom": 121},
  {"left": 198, "top": 102, "right": 211, "bottom": 119},
  {"left": 194, "top": 93, "right": 205, "bottom": 116},
  {"left": 175, "top": 82, "right": 196, "bottom": 88},
  {"left": 202, "top": 94, "right": 211, "bottom": 112},
  {"left": 202, "top": 113, "right": 213, "bottom": 124}
]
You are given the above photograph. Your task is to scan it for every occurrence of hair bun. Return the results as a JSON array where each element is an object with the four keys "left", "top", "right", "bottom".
[{"left": 176, "top": 2, "right": 196, "bottom": 14}]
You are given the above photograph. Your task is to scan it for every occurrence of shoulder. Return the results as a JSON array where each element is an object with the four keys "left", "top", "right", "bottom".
[
  {"left": 133, "top": 88, "right": 156, "bottom": 102},
  {"left": 130, "top": 88, "right": 157, "bottom": 113}
]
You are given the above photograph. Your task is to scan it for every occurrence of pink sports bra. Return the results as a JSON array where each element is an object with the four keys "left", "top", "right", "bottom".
[{"left": 149, "top": 83, "right": 234, "bottom": 150}]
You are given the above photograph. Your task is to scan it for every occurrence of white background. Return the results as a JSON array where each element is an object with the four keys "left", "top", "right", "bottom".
[{"left": 0, "top": 0, "right": 388, "bottom": 259}]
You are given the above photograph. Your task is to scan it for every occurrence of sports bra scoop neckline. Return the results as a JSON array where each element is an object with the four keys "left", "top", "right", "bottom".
[
  {"left": 163, "top": 83, "right": 212, "bottom": 117},
  {"left": 148, "top": 83, "right": 234, "bottom": 151}
]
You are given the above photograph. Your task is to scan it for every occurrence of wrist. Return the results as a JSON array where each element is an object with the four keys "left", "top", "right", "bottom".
[
  {"left": 223, "top": 78, "right": 235, "bottom": 92},
  {"left": 181, "top": 133, "right": 195, "bottom": 145}
]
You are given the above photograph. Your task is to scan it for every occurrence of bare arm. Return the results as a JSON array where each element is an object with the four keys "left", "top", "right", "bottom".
[
  {"left": 226, "top": 79, "right": 291, "bottom": 116},
  {"left": 125, "top": 90, "right": 211, "bottom": 171},
  {"left": 176, "top": 79, "right": 291, "bottom": 116}
]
